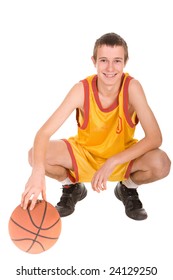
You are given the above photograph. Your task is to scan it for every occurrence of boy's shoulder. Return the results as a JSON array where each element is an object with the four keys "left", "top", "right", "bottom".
[{"left": 80, "top": 74, "right": 97, "bottom": 83}]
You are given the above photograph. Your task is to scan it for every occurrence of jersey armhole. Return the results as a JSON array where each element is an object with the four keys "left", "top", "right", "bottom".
[
  {"left": 123, "top": 76, "right": 139, "bottom": 127},
  {"left": 76, "top": 79, "right": 89, "bottom": 129}
]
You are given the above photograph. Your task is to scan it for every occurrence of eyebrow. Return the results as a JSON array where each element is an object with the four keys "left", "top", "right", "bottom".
[{"left": 98, "top": 57, "right": 123, "bottom": 60}]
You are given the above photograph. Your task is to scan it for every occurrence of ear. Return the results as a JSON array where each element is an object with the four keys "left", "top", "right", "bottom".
[
  {"left": 91, "top": 56, "right": 96, "bottom": 67},
  {"left": 124, "top": 58, "right": 129, "bottom": 67}
]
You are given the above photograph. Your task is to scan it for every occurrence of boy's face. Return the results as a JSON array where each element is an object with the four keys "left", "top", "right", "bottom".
[{"left": 92, "top": 45, "right": 126, "bottom": 86}]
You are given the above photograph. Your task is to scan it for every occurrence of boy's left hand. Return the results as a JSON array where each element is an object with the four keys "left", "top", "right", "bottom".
[{"left": 91, "top": 158, "right": 116, "bottom": 192}]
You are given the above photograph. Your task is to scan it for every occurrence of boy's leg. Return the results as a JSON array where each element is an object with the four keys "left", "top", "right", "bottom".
[
  {"left": 29, "top": 139, "right": 87, "bottom": 217},
  {"left": 128, "top": 149, "right": 170, "bottom": 185},
  {"left": 45, "top": 140, "right": 74, "bottom": 180},
  {"left": 28, "top": 140, "right": 73, "bottom": 180},
  {"left": 114, "top": 149, "right": 171, "bottom": 220}
]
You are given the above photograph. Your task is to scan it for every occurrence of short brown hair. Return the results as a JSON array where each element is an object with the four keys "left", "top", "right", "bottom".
[{"left": 93, "top": 32, "right": 129, "bottom": 63}]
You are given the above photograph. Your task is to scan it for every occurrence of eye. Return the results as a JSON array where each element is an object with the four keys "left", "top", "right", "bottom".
[
  {"left": 100, "top": 59, "right": 107, "bottom": 63},
  {"left": 114, "top": 59, "right": 122, "bottom": 63}
]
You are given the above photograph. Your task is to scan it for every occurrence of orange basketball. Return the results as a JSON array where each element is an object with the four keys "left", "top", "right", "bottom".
[{"left": 8, "top": 200, "right": 61, "bottom": 254}]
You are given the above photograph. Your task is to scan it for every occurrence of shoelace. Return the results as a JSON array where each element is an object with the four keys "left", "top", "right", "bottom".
[
  {"left": 57, "top": 187, "right": 74, "bottom": 207},
  {"left": 126, "top": 195, "right": 142, "bottom": 210},
  {"left": 122, "top": 187, "right": 142, "bottom": 210}
]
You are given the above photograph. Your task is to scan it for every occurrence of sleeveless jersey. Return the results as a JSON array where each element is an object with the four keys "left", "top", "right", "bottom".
[{"left": 63, "top": 73, "right": 138, "bottom": 182}]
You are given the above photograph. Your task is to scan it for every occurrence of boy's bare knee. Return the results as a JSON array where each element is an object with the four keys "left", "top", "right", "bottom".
[
  {"left": 160, "top": 151, "right": 171, "bottom": 178},
  {"left": 28, "top": 148, "right": 33, "bottom": 166},
  {"left": 154, "top": 150, "right": 171, "bottom": 179}
]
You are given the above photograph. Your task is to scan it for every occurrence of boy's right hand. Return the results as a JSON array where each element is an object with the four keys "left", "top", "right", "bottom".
[{"left": 21, "top": 173, "right": 46, "bottom": 211}]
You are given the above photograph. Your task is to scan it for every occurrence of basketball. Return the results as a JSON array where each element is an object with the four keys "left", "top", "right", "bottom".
[{"left": 8, "top": 200, "right": 61, "bottom": 254}]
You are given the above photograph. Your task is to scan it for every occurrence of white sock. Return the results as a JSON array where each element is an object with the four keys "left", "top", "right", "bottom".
[
  {"left": 60, "top": 177, "right": 74, "bottom": 186},
  {"left": 122, "top": 177, "right": 138, "bottom": 189}
]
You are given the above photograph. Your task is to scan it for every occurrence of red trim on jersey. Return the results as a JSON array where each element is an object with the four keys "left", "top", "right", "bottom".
[
  {"left": 76, "top": 79, "right": 89, "bottom": 129},
  {"left": 62, "top": 139, "right": 79, "bottom": 183},
  {"left": 123, "top": 76, "right": 138, "bottom": 127},
  {"left": 124, "top": 160, "right": 134, "bottom": 179},
  {"left": 92, "top": 75, "right": 119, "bottom": 112}
]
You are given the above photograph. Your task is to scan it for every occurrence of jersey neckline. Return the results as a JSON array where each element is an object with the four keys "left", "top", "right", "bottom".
[{"left": 91, "top": 74, "right": 125, "bottom": 112}]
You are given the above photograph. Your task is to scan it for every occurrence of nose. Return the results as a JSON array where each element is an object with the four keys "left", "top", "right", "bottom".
[{"left": 107, "top": 61, "right": 114, "bottom": 71}]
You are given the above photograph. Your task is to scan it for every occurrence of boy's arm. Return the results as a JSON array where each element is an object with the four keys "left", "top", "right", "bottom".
[
  {"left": 21, "top": 82, "right": 84, "bottom": 210},
  {"left": 91, "top": 79, "right": 162, "bottom": 191}
]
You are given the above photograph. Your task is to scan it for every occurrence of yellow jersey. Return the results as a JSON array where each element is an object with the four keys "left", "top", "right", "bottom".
[{"left": 63, "top": 73, "right": 138, "bottom": 183}]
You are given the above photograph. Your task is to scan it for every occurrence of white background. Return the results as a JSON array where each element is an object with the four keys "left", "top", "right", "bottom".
[{"left": 0, "top": 0, "right": 173, "bottom": 279}]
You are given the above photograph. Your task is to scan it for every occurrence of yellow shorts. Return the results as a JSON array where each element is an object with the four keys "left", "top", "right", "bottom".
[{"left": 62, "top": 138, "right": 133, "bottom": 183}]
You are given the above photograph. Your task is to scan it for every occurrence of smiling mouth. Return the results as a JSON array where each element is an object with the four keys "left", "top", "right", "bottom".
[{"left": 104, "top": 73, "right": 117, "bottom": 78}]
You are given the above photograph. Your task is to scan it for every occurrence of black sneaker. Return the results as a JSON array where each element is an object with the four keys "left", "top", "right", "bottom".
[
  {"left": 114, "top": 182, "right": 147, "bottom": 221},
  {"left": 55, "top": 183, "right": 87, "bottom": 217}
]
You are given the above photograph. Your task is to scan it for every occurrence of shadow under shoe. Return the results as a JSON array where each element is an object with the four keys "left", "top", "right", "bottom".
[
  {"left": 55, "top": 183, "right": 87, "bottom": 217},
  {"left": 114, "top": 182, "right": 148, "bottom": 221}
]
